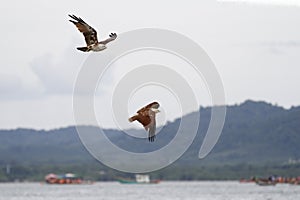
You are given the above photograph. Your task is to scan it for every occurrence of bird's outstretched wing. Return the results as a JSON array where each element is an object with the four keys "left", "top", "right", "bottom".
[
  {"left": 137, "top": 102, "right": 159, "bottom": 114},
  {"left": 133, "top": 110, "right": 156, "bottom": 142},
  {"left": 129, "top": 101, "right": 159, "bottom": 142},
  {"left": 99, "top": 33, "right": 117, "bottom": 45},
  {"left": 69, "top": 14, "right": 98, "bottom": 46},
  {"left": 147, "top": 110, "right": 157, "bottom": 142},
  {"left": 135, "top": 110, "right": 151, "bottom": 128}
]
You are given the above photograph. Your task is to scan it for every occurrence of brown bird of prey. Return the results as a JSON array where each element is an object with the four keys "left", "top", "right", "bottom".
[
  {"left": 128, "top": 102, "right": 160, "bottom": 142},
  {"left": 69, "top": 14, "right": 117, "bottom": 52}
]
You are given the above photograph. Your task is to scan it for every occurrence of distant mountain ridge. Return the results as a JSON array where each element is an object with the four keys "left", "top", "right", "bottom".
[{"left": 0, "top": 100, "right": 299, "bottom": 166}]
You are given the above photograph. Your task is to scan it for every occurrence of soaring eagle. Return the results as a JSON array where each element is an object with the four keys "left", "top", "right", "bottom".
[
  {"left": 69, "top": 14, "right": 117, "bottom": 52},
  {"left": 128, "top": 102, "right": 160, "bottom": 142}
]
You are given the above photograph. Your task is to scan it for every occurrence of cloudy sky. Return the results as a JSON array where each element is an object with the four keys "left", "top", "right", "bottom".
[{"left": 0, "top": 0, "right": 299, "bottom": 129}]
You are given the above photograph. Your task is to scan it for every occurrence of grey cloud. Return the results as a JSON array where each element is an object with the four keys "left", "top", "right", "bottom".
[
  {"left": 0, "top": 73, "right": 43, "bottom": 101},
  {"left": 30, "top": 45, "right": 86, "bottom": 95},
  {"left": 0, "top": 74, "right": 23, "bottom": 99}
]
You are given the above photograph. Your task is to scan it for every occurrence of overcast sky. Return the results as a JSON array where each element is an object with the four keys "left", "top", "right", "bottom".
[{"left": 0, "top": 0, "right": 299, "bottom": 129}]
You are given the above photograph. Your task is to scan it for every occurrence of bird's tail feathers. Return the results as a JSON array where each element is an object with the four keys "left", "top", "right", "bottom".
[
  {"left": 77, "top": 47, "right": 89, "bottom": 52},
  {"left": 128, "top": 115, "right": 138, "bottom": 122}
]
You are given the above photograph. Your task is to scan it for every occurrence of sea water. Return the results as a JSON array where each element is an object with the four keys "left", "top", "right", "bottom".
[{"left": 0, "top": 181, "right": 299, "bottom": 200}]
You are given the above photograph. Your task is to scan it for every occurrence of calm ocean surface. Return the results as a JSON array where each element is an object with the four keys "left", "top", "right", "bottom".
[{"left": 0, "top": 181, "right": 299, "bottom": 200}]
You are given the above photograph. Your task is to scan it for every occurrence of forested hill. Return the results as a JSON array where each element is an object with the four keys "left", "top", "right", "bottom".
[{"left": 0, "top": 100, "right": 299, "bottom": 166}]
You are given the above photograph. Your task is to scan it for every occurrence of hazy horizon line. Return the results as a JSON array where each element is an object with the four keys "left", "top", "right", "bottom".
[{"left": 1, "top": 99, "right": 299, "bottom": 131}]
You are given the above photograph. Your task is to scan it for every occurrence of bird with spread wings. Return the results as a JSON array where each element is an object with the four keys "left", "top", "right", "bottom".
[
  {"left": 128, "top": 102, "right": 160, "bottom": 142},
  {"left": 69, "top": 14, "right": 117, "bottom": 52}
]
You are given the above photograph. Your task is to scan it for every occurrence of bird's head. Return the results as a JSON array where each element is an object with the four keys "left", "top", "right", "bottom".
[
  {"left": 149, "top": 102, "right": 160, "bottom": 109},
  {"left": 151, "top": 108, "right": 160, "bottom": 113}
]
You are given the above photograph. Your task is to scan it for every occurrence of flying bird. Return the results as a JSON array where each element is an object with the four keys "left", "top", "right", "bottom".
[
  {"left": 69, "top": 14, "right": 117, "bottom": 52},
  {"left": 128, "top": 102, "right": 160, "bottom": 142}
]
